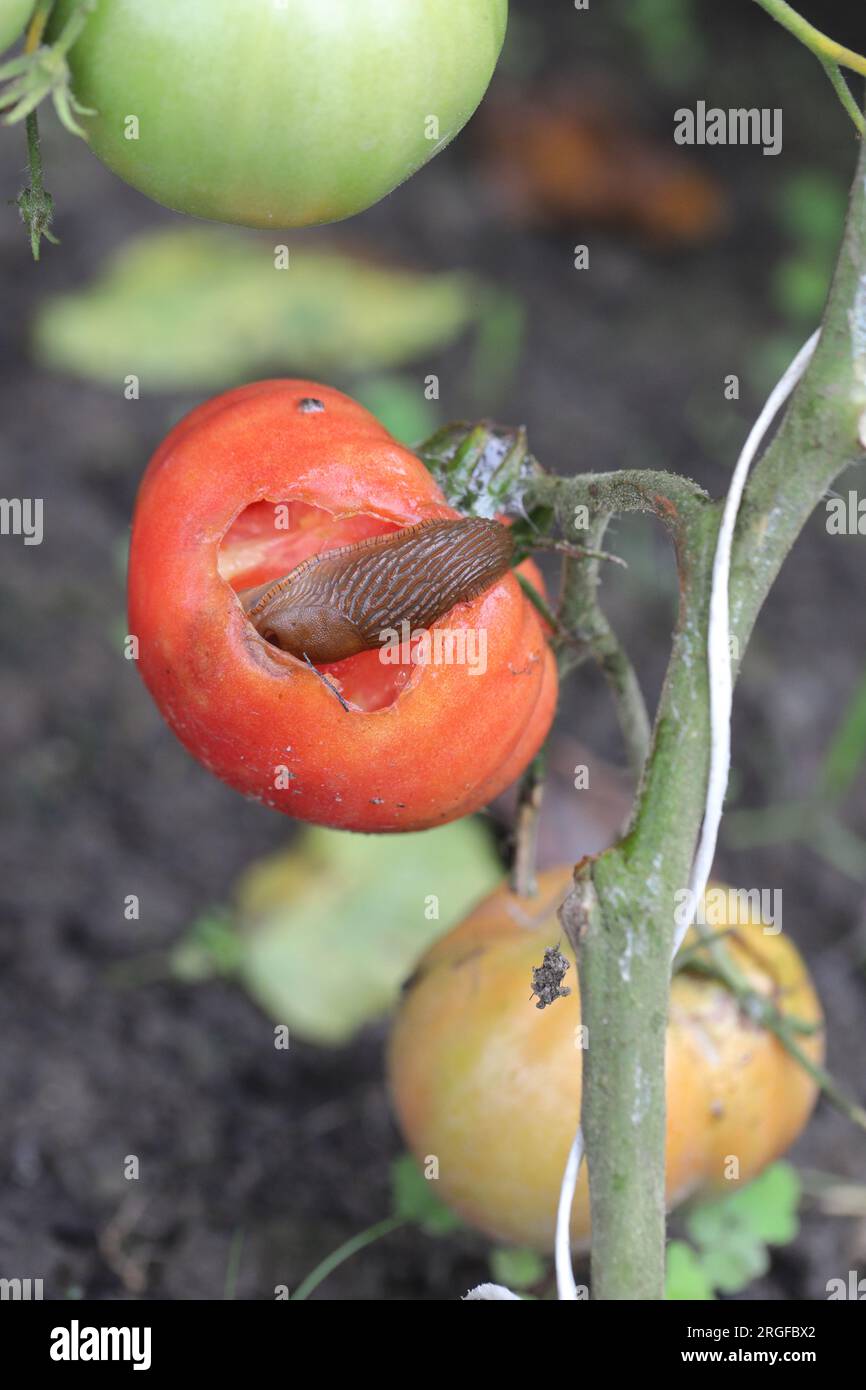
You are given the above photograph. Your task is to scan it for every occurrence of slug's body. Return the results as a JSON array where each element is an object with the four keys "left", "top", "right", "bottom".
[{"left": 242, "top": 517, "right": 515, "bottom": 665}]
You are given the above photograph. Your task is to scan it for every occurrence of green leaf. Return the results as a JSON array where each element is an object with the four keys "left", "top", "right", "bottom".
[
  {"left": 352, "top": 374, "right": 439, "bottom": 446},
  {"left": 694, "top": 1231, "right": 769, "bottom": 1295},
  {"left": 171, "top": 910, "right": 244, "bottom": 982},
  {"left": 687, "top": 1163, "right": 801, "bottom": 1250},
  {"left": 32, "top": 228, "right": 483, "bottom": 392},
  {"left": 771, "top": 256, "right": 831, "bottom": 324},
  {"left": 777, "top": 172, "right": 848, "bottom": 250},
  {"left": 489, "top": 1247, "right": 546, "bottom": 1290},
  {"left": 391, "top": 1155, "right": 462, "bottom": 1235},
  {"left": 724, "top": 1163, "right": 802, "bottom": 1245},
  {"left": 618, "top": 0, "right": 705, "bottom": 87},
  {"left": 191, "top": 820, "right": 501, "bottom": 1046},
  {"left": 468, "top": 290, "right": 525, "bottom": 403},
  {"left": 679, "top": 1164, "right": 802, "bottom": 1295},
  {"left": 822, "top": 667, "right": 866, "bottom": 798},
  {"left": 665, "top": 1240, "right": 715, "bottom": 1301}
]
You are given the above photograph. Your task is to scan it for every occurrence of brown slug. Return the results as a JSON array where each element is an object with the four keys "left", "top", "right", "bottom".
[{"left": 241, "top": 517, "right": 515, "bottom": 665}]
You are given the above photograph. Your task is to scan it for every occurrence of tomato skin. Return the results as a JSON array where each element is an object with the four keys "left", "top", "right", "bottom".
[
  {"left": 128, "top": 380, "right": 556, "bottom": 832},
  {"left": 51, "top": 0, "right": 508, "bottom": 228},
  {"left": 0, "top": 0, "right": 34, "bottom": 52},
  {"left": 388, "top": 868, "right": 824, "bottom": 1249}
]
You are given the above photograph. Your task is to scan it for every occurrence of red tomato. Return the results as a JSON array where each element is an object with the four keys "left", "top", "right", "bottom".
[{"left": 128, "top": 381, "right": 557, "bottom": 831}]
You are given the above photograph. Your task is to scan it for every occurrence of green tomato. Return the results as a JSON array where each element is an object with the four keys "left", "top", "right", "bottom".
[
  {"left": 0, "top": 0, "right": 35, "bottom": 53},
  {"left": 50, "top": 0, "right": 508, "bottom": 229}
]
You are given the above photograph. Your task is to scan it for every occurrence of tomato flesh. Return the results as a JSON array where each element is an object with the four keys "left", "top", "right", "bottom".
[{"left": 219, "top": 499, "right": 407, "bottom": 712}]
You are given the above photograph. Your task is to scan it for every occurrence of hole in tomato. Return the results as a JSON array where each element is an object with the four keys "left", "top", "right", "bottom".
[{"left": 218, "top": 500, "right": 418, "bottom": 713}]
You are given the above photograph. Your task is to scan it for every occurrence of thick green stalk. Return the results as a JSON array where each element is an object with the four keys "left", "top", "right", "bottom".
[{"left": 525, "top": 131, "right": 866, "bottom": 1299}]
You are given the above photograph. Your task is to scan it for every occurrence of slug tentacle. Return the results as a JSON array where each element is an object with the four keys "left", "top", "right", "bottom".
[{"left": 241, "top": 517, "right": 515, "bottom": 665}]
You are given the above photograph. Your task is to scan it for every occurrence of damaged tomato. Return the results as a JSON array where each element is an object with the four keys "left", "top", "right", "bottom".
[
  {"left": 388, "top": 867, "right": 823, "bottom": 1248},
  {"left": 127, "top": 380, "right": 557, "bottom": 832}
]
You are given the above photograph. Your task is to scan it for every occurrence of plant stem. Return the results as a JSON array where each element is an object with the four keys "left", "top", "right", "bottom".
[
  {"left": 528, "top": 124, "right": 866, "bottom": 1298},
  {"left": 579, "top": 509, "right": 717, "bottom": 1299},
  {"left": 753, "top": 0, "right": 866, "bottom": 78},
  {"left": 557, "top": 515, "right": 651, "bottom": 780},
  {"left": 530, "top": 468, "right": 715, "bottom": 1298},
  {"left": 223, "top": 1228, "right": 245, "bottom": 1300},
  {"left": 676, "top": 931, "right": 865, "bottom": 1127},
  {"left": 819, "top": 59, "right": 866, "bottom": 137},
  {"left": 15, "top": 1, "right": 58, "bottom": 260},
  {"left": 511, "top": 747, "right": 547, "bottom": 895},
  {"left": 290, "top": 1216, "right": 405, "bottom": 1301},
  {"left": 526, "top": 474, "right": 704, "bottom": 776},
  {"left": 28, "top": 1, "right": 54, "bottom": 50}
]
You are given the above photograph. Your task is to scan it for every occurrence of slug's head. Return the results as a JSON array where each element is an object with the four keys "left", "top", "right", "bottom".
[{"left": 243, "top": 587, "right": 366, "bottom": 666}]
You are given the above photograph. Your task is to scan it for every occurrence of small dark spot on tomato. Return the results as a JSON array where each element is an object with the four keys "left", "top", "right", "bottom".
[{"left": 297, "top": 397, "right": 325, "bottom": 413}]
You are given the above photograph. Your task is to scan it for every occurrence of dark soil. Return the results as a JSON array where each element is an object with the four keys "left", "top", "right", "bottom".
[{"left": 1, "top": 0, "right": 865, "bottom": 1300}]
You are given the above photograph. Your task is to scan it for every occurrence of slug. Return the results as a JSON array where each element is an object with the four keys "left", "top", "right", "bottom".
[{"left": 241, "top": 517, "right": 515, "bottom": 665}]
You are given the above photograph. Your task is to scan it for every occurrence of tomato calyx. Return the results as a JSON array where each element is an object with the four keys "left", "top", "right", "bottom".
[{"left": 416, "top": 416, "right": 553, "bottom": 539}]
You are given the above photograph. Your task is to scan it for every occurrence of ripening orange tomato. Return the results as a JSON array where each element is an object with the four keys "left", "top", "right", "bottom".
[{"left": 388, "top": 867, "right": 823, "bottom": 1249}]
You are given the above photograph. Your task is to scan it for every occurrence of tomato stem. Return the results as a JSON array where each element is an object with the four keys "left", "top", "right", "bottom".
[
  {"left": 676, "top": 930, "right": 864, "bottom": 1128},
  {"left": 523, "top": 110, "right": 866, "bottom": 1292},
  {"left": 27, "top": 1, "right": 54, "bottom": 51},
  {"left": 18, "top": 107, "right": 57, "bottom": 260},
  {"left": 754, "top": 0, "right": 866, "bottom": 74},
  {"left": 12, "top": 2, "right": 58, "bottom": 259},
  {"left": 511, "top": 746, "right": 547, "bottom": 897}
]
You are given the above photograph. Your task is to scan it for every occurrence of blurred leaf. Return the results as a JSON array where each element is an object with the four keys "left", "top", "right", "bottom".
[
  {"left": 777, "top": 172, "right": 847, "bottom": 250},
  {"left": 391, "top": 1156, "right": 462, "bottom": 1235},
  {"left": 618, "top": 0, "right": 704, "bottom": 86},
  {"left": 717, "top": 1163, "right": 801, "bottom": 1246},
  {"left": 353, "top": 374, "right": 439, "bottom": 446},
  {"left": 171, "top": 910, "right": 244, "bottom": 983},
  {"left": 692, "top": 1232, "right": 768, "bottom": 1295},
  {"left": 470, "top": 292, "right": 525, "bottom": 404},
  {"left": 680, "top": 1163, "right": 801, "bottom": 1295},
  {"left": 771, "top": 257, "right": 831, "bottom": 324},
  {"left": 33, "top": 228, "right": 483, "bottom": 391},
  {"left": 822, "top": 668, "right": 866, "bottom": 798},
  {"left": 771, "top": 174, "right": 845, "bottom": 329},
  {"left": 489, "top": 1247, "right": 546, "bottom": 1290},
  {"left": 664, "top": 1240, "right": 715, "bottom": 1300},
  {"left": 200, "top": 820, "right": 501, "bottom": 1046}
]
